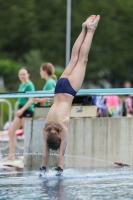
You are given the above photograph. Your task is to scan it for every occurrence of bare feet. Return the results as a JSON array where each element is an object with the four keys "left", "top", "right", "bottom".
[
  {"left": 82, "top": 21, "right": 87, "bottom": 29},
  {"left": 82, "top": 15, "right": 97, "bottom": 29},
  {"left": 7, "top": 155, "right": 15, "bottom": 161},
  {"left": 86, "top": 15, "right": 100, "bottom": 31}
]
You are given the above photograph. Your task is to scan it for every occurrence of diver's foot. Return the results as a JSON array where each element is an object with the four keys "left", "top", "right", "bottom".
[
  {"left": 82, "top": 15, "right": 97, "bottom": 29},
  {"left": 86, "top": 15, "right": 100, "bottom": 31},
  {"left": 82, "top": 21, "right": 87, "bottom": 29}
]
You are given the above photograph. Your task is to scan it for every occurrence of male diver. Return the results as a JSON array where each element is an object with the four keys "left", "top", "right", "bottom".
[{"left": 40, "top": 15, "right": 100, "bottom": 176}]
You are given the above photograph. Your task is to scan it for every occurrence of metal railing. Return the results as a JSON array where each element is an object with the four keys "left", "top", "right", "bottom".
[
  {"left": 0, "top": 99, "right": 24, "bottom": 151},
  {"left": 0, "top": 99, "right": 12, "bottom": 150},
  {"left": 0, "top": 88, "right": 133, "bottom": 98},
  {"left": 14, "top": 101, "right": 24, "bottom": 150}
]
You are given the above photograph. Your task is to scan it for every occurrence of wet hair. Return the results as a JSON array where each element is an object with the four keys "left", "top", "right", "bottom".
[
  {"left": 41, "top": 62, "right": 57, "bottom": 80},
  {"left": 46, "top": 132, "right": 61, "bottom": 150},
  {"left": 20, "top": 67, "right": 30, "bottom": 74}
]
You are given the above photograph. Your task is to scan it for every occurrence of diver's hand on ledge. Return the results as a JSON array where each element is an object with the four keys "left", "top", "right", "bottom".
[
  {"left": 54, "top": 167, "right": 63, "bottom": 176},
  {"left": 39, "top": 166, "right": 46, "bottom": 176}
]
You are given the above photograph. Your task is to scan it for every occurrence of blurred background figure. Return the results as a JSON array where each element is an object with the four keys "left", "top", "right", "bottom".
[
  {"left": 33, "top": 62, "right": 57, "bottom": 106},
  {"left": 105, "top": 95, "right": 121, "bottom": 117},
  {"left": 122, "top": 80, "right": 133, "bottom": 117},
  {"left": 8, "top": 67, "right": 35, "bottom": 160},
  {"left": 92, "top": 96, "right": 108, "bottom": 117},
  {"left": 123, "top": 80, "right": 132, "bottom": 89}
]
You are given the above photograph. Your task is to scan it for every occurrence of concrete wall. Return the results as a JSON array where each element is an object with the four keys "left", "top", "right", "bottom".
[{"left": 24, "top": 117, "right": 133, "bottom": 168}]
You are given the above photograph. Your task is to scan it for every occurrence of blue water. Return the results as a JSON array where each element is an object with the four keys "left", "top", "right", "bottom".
[{"left": 0, "top": 167, "right": 133, "bottom": 200}]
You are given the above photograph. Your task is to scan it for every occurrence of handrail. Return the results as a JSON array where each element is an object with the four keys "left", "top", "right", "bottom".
[
  {"left": 0, "top": 99, "right": 12, "bottom": 151},
  {"left": 0, "top": 88, "right": 133, "bottom": 98},
  {"left": 0, "top": 99, "right": 12, "bottom": 123},
  {"left": 14, "top": 101, "right": 18, "bottom": 117},
  {"left": 14, "top": 100, "right": 24, "bottom": 150},
  {"left": 0, "top": 100, "right": 24, "bottom": 151}
]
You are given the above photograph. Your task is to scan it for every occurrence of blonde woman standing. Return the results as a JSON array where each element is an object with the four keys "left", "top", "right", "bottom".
[{"left": 34, "top": 62, "right": 57, "bottom": 106}]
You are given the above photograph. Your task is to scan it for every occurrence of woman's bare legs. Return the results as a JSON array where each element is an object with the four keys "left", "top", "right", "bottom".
[
  {"left": 8, "top": 117, "right": 22, "bottom": 160},
  {"left": 8, "top": 117, "right": 32, "bottom": 160},
  {"left": 68, "top": 15, "right": 100, "bottom": 91},
  {"left": 16, "top": 117, "right": 32, "bottom": 161},
  {"left": 61, "top": 15, "right": 97, "bottom": 78}
]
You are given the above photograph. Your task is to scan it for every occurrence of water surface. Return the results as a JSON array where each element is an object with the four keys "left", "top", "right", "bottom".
[{"left": 0, "top": 167, "right": 133, "bottom": 200}]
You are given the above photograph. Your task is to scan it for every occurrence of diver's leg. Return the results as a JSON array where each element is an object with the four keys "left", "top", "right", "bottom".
[
  {"left": 61, "top": 15, "right": 96, "bottom": 78},
  {"left": 68, "top": 15, "right": 100, "bottom": 91}
]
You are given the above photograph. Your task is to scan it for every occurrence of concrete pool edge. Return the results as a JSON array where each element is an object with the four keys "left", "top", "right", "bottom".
[{"left": 24, "top": 117, "right": 133, "bottom": 168}]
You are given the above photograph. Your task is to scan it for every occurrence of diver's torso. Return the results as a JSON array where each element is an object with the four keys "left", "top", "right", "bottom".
[{"left": 45, "top": 93, "right": 74, "bottom": 128}]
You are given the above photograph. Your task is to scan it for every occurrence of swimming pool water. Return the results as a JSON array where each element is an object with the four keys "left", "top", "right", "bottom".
[{"left": 0, "top": 167, "right": 133, "bottom": 200}]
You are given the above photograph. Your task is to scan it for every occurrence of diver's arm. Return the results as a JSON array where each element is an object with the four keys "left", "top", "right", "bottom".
[
  {"left": 42, "top": 132, "right": 50, "bottom": 167},
  {"left": 57, "top": 130, "right": 68, "bottom": 169}
]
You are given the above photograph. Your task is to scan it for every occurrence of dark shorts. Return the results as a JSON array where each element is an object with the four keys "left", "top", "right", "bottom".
[
  {"left": 18, "top": 105, "right": 34, "bottom": 119},
  {"left": 54, "top": 78, "right": 77, "bottom": 97}
]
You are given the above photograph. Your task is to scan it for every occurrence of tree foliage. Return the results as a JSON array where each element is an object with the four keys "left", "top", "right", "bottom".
[
  {"left": 0, "top": 60, "right": 18, "bottom": 90},
  {"left": 0, "top": 0, "right": 133, "bottom": 89},
  {"left": 18, "top": 50, "right": 63, "bottom": 90}
]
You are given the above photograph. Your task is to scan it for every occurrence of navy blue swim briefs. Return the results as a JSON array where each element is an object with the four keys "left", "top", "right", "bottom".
[{"left": 54, "top": 78, "right": 77, "bottom": 97}]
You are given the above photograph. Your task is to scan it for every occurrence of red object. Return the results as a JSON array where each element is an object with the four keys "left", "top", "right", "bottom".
[
  {"left": 114, "top": 162, "right": 130, "bottom": 167},
  {"left": 16, "top": 129, "right": 24, "bottom": 136},
  {"left": 4, "top": 164, "right": 20, "bottom": 169},
  {"left": 4, "top": 164, "right": 14, "bottom": 167}
]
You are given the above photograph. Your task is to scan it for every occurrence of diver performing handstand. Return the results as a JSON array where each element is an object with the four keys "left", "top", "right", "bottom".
[{"left": 40, "top": 15, "right": 100, "bottom": 176}]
